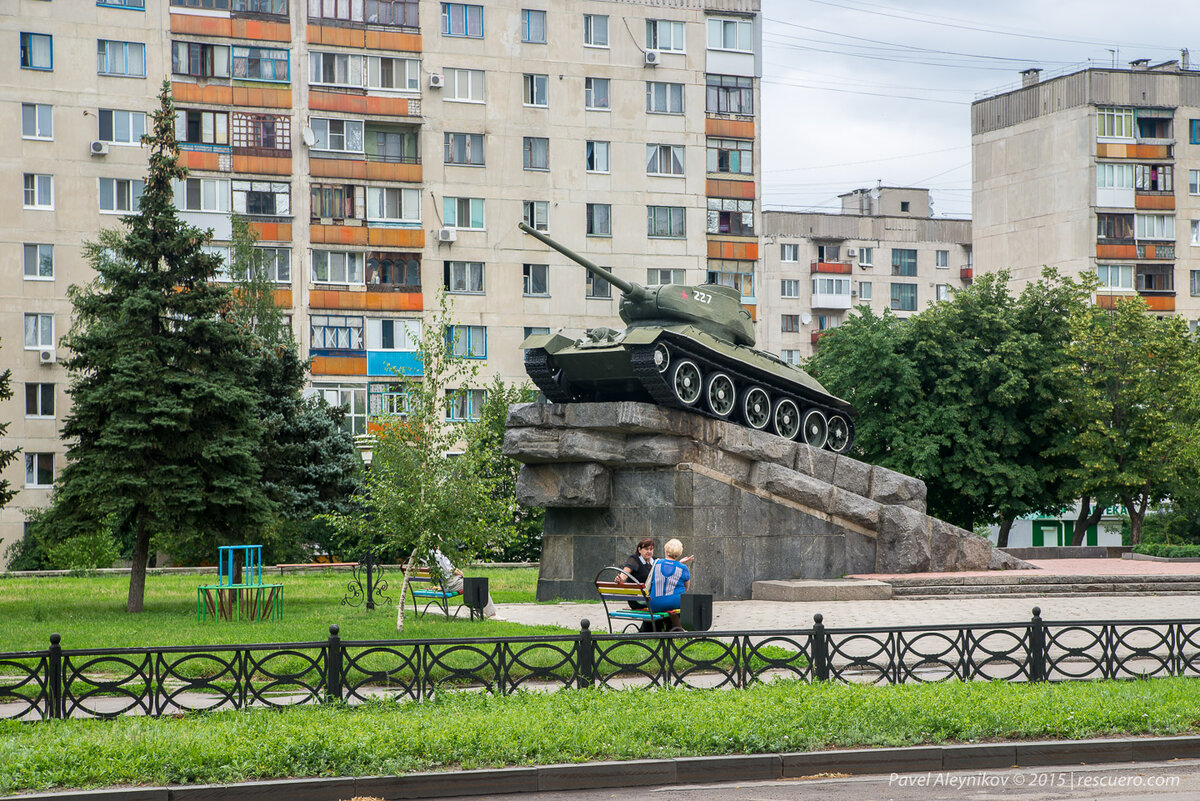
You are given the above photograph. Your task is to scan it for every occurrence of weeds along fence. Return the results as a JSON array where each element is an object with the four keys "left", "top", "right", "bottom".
[{"left": 4, "top": 608, "right": 1200, "bottom": 721}]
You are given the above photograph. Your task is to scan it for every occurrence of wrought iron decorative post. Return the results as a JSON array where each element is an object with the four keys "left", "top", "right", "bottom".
[
  {"left": 47, "top": 633, "right": 62, "bottom": 720},
  {"left": 577, "top": 619, "right": 594, "bottom": 689},
  {"left": 326, "top": 624, "right": 343, "bottom": 702},
  {"left": 811, "top": 613, "right": 830, "bottom": 682},
  {"left": 342, "top": 550, "right": 393, "bottom": 610},
  {"left": 1029, "top": 606, "right": 1046, "bottom": 682}
]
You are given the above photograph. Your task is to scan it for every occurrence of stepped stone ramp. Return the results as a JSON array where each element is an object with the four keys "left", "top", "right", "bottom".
[{"left": 504, "top": 402, "right": 1030, "bottom": 602}]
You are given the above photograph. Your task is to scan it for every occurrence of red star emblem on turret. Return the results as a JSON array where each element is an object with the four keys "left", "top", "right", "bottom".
[{"left": 681, "top": 290, "right": 689, "bottom": 300}]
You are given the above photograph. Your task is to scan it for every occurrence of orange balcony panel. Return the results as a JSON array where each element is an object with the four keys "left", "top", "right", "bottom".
[
  {"left": 317, "top": 291, "right": 367, "bottom": 310},
  {"left": 1135, "top": 193, "right": 1175, "bottom": 210},
  {"left": 231, "top": 86, "right": 292, "bottom": 109},
  {"left": 705, "top": 178, "right": 756, "bottom": 200},
  {"left": 705, "top": 118, "right": 755, "bottom": 139},
  {"left": 246, "top": 221, "right": 291, "bottom": 242},
  {"left": 307, "top": 24, "right": 364, "bottom": 47},
  {"left": 170, "top": 13, "right": 233, "bottom": 37},
  {"left": 1093, "top": 293, "right": 1137, "bottom": 309},
  {"left": 365, "top": 95, "right": 410, "bottom": 116},
  {"left": 705, "top": 239, "right": 758, "bottom": 260},
  {"left": 361, "top": 290, "right": 423, "bottom": 311},
  {"left": 810, "top": 260, "right": 853, "bottom": 274},
  {"left": 811, "top": 330, "right": 827, "bottom": 345},
  {"left": 1135, "top": 144, "right": 1172, "bottom": 159},
  {"left": 172, "top": 82, "right": 234, "bottom": 105},
  {"left": 232, "top": 154, "right": 292, "bottom": 175},
  {"left": 310, "top": 90, "right": 368, "bottom": 114},
  {"left": 366, "top": 161, "right": 421, "bottom": 182},
  {"left": 1096, "top": 142, "right": 1130, "bottom": 158},
  {"left": 960, "top": 267, "right": 974, "bottom": 281},
  {"left": 180, "top": 149, "right": 220, "bottom": 171},
  {"left": 741, "top": 303, "right": 757, "bottom": 322},
  {"left": 232, "top": 18, "right": 290, "bottom": 42},
  {"left": 1095, "top": 142, "right": 1173, "bottom": 159},
  {"left": 368, "top": 227, "right": 424, "bottom": 248},
  {"left": 311, "top": 355, "right": 367, "bottom": 376},
  {"left": 311, "top": 224, "right": 368, "bottom": 246},
  {"left": 1142, "top": 294, "right": 1175, "bottom": 312},
  {"left": 365, "top": 30, "right": 421, "bottom": 52},
  {"left": 311, "top": 157, "right": 368, "bottom": 180},
  {"left": 1096, "top": 243, "right": 1137, "bottom": 259},
  {"left": 272, "top": 288, "right": 293, "bottom": 308}
]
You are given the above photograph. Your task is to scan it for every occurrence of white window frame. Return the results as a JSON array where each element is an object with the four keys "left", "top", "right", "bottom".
[
  {"left": 1192, "top": 220, "right": 1200, "bottom": 247},
  {"left": 858, "top": 281, "right": 872, "bottom": 300},
  {"left": 444, "top": 260, "right": 485, "bottom": 293},
  {"left": 23, "top": 174, "right": 54, "bottom": 210},
  {"left": 646, "top": 143, "right": 685, "bottom": 176},
  {"left": 707, "top": 137, "right": 753, "bottom": 174},
  {"left": 707, "top": 17, "right": 752, "bottom": 52},
  {"left": 647, "top": 205, "right": 686, "bottom": 238},
  {"left": 365, "top": 318, "right": 421, "bottom": 351},
  {"left": 99, "top": 177, "right": 145, "bottom": 214},
  {"left": 309, "top": 51, "right": 365, "bottom": 88},
  {"left": 780, "top": 349, "right": 802, "bottom": 366},
  {"left": 585, "top": 77, "right": 610, "bottom": 110},
  {"left": 310, "top": 314, "right": 365, "bottom": 349},
  {"left": 22, "top": 103, "right": 52, "bottom": 140},
  {"left": 1135, "top": 213, "right": 1175, "bottom": 241},
  {"left": 646, "top": 81, "right": 684, "bottom": 114},
  {"left": 647, "top": 268, "right": 685, "bottom": 285},
  {"left": 1096, "top": 264, "right": 1134, "bottom": 290},
  {"left": 97, "top": 39, "right": 146, "bottom": 77},
  {"left": 444, "top": 131, "right": 485, "bottom": 166},
  {"left": 780, "top": 279, "right": 800, "bottom": 298},
  {"left": 367, "top": 187, "right": 421, "bottom": 223},
  {"left": 24, "top": 244, "right": 54, "bottom": 280},
  {"left": 935, "top": 284, "right": 950, "bottom": 302},
  {"left": 233, "top": 180, "right": 291, "bottom": 216},
  {"left": 586, "top": 203, "right": 611, "bottom": 237},
  {"left": 174, "top": 177, "right": 230, "bottom": 213},
  {"left": 312, "top": 250, "right": 365, "bottom": 285},
  {"left": 25, "top": 453, "right": 54, "bottom": 489},
  {"left": 24, "top": 313, "right": 54, "bottom": 349},
  {"left": 523, "top": 200, "right": 548, "bottom": 231},
  {"left": 171, "top": 41, "right": 231, "bottom": 79},
  {"left": 522, "top": 263, "right": 549, "bottom": 296},
  {"left": 443, "top": 196, "right": 485, "bottom": 229},
  {"left": 1099, "top": 162, "right": 1136, "bottom": 190},
  {"left": 935, "top": 250, "right": 949, "bottom": 268},
  {"left": 99, "top": 109, "right": 146, "bottom": 145},
  {"left": 859, "top": 247, "right": 874, "bottom": 266},
  {"left": 1097, "top": 106, "right": 1135, "bottom": 139},
  {"left": 780, "top": 244, "right": 799, "bottom": 262},
  {"left": 310, "top": 118, "right": 365, "bottom": 154},
  {"left": 176, "top": 109, "right": 229, "bottom": 146},
  {"left": 232, "top": 45, "right": 289, "bottom": 82},
  {"left": 523, "top": 73, "right": 548, "bottom": 107},
  {"left": 367, "top": 56, "right": 419, "bottom": 91},
  {"left": 586, "top": 140, "right": 610, "bottom": 173},
  {"left": 25, "top": 383, "right": 55, "bottom": 419},
  {"left": 523, "top": 136, "right": 549, "bottom": 170},
  {"left": 583, "top": 14, "right": 609, "bottom": 48},
  {"left": 1191, "top": 269, "right": 1200, "bottom": 296},
  {"left": 646, "top": 19, "right": 685, "bottom": 52},
  {"left": 445, "top": 68, "right": 485, "bottom": 103}
]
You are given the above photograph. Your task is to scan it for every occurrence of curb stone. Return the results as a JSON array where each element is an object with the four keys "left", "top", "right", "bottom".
[{"left": 7, "top": 735, "right": 1200, "bottom": 800}]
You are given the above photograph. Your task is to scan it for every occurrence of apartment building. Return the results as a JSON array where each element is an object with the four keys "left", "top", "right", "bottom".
[
  {"left": 760, "top": 188, "right": 972, "bottom": 362},
  {"left": 973, "top": 59, "right": 1200, "bottom": 326},
  {"left": 1, "top": 0, "right": 762, "bottom": 561}
]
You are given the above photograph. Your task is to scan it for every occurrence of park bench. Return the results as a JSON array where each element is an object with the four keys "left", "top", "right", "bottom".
[
  {"left": 594, "top": 566, "right": 676, "bottom": 633},
  {"left": 403, "top": 566, "right": 465, "bottom": 619}
]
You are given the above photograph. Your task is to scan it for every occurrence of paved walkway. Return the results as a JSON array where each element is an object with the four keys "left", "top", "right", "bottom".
[{"left": 858, "top": 557, "right": 1200, "bottom": 580}]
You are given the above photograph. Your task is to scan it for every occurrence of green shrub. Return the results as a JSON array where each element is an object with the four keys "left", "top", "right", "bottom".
[
  {"left": 47, "top": 516, "right": 120, "bottom": 573},
  {"left": 1132, "top": 543, "right": 1200, "bottom": 559}
]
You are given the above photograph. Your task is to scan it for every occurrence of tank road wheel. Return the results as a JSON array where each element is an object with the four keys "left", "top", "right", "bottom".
[
  {"left": 704, "top": 372, "right": 737, "bottom": 418},
  {"left": 652, "top": 343, "right": 672, "bottom": 374},
  {"left": 772, "top": 398, "right": 802, "bottom": 440},
  {"left": 801, "top": 409, "right": 829, "bottom": 449},
  {"left": 827, "top": 415, "right": 852, "bottom": 453},
  {"left": 670, "top": 359, "right": 703, "bottom": 406},
  {"left": 742, "top": 386, "right": 771, "bottom": 430}
]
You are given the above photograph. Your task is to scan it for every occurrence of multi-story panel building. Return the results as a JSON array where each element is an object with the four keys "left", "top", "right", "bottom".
[
  {"left": 973, "top": 60, "right": 1198, "bottom": 325},
  {"left": 761, "top": 188, "right": 972, "bottom": 362},
  {"left": 0, "top": 0, "right": 762, "bottom": 561}
]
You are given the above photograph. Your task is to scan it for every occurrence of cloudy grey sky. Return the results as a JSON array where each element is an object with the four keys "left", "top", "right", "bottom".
[{"left": 761, "top": 0, "right": 1192, "bottom": 218}]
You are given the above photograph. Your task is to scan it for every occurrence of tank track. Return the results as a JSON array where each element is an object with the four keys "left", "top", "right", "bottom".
[
  {"left": 524, "top": 347, "right": 575, "bottom": 404},
  {"left": 630, "top": 334, "right": 856, "bottom": 453}
]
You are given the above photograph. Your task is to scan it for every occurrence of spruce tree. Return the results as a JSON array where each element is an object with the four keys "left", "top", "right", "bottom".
[
  {"left": 0, "top": 339, "right": 18, "bottom": 511},
  {"left": 39, "top": 80, "right": 268, "bottom": 611}
]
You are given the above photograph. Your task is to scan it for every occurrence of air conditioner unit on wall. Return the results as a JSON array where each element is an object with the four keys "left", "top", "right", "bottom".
[
  {"left": 644, "top": 50, "right": 661, "bottom": 66},
  {"left": 39, "top": 349, "right": 56, "bottom": 365},
  {"left": 90, "top": 140, "right": 109, "bottom": 156},
  {"left": 437, "top": 227, "right": 457, "bottom": 243},
  {"left": 846, "top": 247, "right": 858, "bottom": 258},
  {"left": 429, "top": 73, "right": 444, "bottom": 89}
]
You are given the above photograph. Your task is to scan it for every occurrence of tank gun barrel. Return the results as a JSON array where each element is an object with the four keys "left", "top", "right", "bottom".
[{"left": 518, "top": 222, "right": 645, "bottom": 299}]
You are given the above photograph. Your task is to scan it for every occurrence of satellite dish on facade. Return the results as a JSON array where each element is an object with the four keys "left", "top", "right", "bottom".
[
  {"left": 301, "top": 126, "right": 317, "bottom": 147},
  {"left": 801, "top": 313, "right": 812, "bottom": 325}
]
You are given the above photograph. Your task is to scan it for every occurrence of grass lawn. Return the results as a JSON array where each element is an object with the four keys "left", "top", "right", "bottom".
[{"left": 3, "top": 677, "right": 1200, "bottom": 793}]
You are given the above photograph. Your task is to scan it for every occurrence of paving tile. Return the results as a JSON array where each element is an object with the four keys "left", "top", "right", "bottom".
[
  {"left": 782, "top": 746, "right": 941, "bottom": 776},
  {"left": 1014, "top": 739, "right": 1134, "bottom": 767},
  {"left": 675, "top": 754, "right": 781, "bottom": 783},
  {"left": 538, "top": 759, "right": 675, "bottom": 791}
]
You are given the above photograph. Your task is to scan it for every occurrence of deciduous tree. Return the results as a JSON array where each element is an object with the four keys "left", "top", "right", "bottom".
[{"left": 0, "top": 339, "right": 18, "bottom": 512}]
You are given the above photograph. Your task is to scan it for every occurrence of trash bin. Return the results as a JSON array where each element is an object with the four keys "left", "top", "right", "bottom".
[
  {"left": 680, "top": 593, "right": 712, "bottom": 631},
  {"left": 463, "top": 577, "right": 489, "bottom": 621}
]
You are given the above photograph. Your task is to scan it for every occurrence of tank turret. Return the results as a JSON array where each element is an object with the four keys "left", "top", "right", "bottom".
[{"left": 517, "top": 223, "right": 858, "bottom": 452}]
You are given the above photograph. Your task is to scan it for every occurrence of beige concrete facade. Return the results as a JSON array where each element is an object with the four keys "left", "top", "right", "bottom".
[{"left": 760, "top": 189, "right": 971, "bottom": 361}]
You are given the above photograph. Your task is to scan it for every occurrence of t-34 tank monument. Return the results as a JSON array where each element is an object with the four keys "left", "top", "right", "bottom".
[{"left": 506, "top": 224, "right": 1030, "bottom": 601}]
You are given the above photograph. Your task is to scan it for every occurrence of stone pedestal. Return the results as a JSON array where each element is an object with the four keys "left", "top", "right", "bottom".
[{"left": 504, "top": 402, "right": 1031, "bottom": 601}]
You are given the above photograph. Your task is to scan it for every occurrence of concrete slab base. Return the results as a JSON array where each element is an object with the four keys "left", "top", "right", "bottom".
[{"left": 752, "top": 578, "right": 893, "bottom": 602}]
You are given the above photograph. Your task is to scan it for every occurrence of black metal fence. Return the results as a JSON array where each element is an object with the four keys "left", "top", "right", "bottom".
[{"left": 4, "top": 608, "right": 1200, "bottom": 721}]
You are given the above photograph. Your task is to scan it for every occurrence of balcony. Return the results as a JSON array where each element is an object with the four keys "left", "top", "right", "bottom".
[
  {"left": 811, "top": 291, "right": 852, "bottom": 310},
  {"left": 1095, "top": 142, "right": 1173, "bottom": 160},
  {"left": 1135, "top": 191, "right": 1175, "bottom": 211},
  {"left": 960, "top": 267, "right": 974, "bottom": 282},
  {"left": 810, "top": 260, "right": 852, "bottom": 274},
  {"left": 1137, "top": 242, "right": 1174, "bottom": 260},
  {"left": 811, "top": 330, "right": 829, "bottom": 345}
]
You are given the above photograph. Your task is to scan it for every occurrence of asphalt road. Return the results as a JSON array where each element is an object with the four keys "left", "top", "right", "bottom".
[{"left": 453, "top": 760, "right": 1200, "bottom": 801}]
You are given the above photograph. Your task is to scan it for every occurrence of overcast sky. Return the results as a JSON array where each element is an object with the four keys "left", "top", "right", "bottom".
[{"left": 761, "top": 0, "right": 1193, "bottom": 218}]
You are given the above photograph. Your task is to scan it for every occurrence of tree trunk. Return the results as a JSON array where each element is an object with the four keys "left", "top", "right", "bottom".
[
  {"left": 996, "top": 518, "right": 1014, "bottom": 548},
  {"left": 126, "top": 514, "right": 151, "bottom": 613},
  {"left": 1071, "top": 497, "right": 1105, "bottom": 546},
  {"left": 1122, "top": 492, "right": 1148, "bottom": 546},
  {"left": 395, "top": 547, "right": 419, "bottom": 632}
]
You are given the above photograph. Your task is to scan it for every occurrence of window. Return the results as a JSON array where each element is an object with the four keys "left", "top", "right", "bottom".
[
  {"left": 859, "top": 247, "right": 874, "bottom": 266},
  {"left": 780, "top": 279, "right": 800, "bottom": 298},
  {"left": 26, "top": 383, "right": 55, "bottom": 418},
  {"left": 444, "top": 132, "right": 484, "bottom": 165},
  {"left": 311, "top": 383, "right": 367, "bottom": 435},
  {"left": 310, "top": 52, "right": 364, "bottom": 87},
  {"left": 858, "top": 281, "right": 872, "bottom": 300},
  {"left": 1097, "top": 213, "right": 1134, "bottom": 240},
  {"left": 310, "top": 314, "right": 364, "bottom": 349},
  {"left": 444, "top": 261, "right": 484, "bottom": 293},
  {"left": 585, "top": 77, "right": 610, "bottom": 110},
  {"left": 240, "top": 248, "right": 291, "bottom": 283},
  {"left": 586, "top": 272, "right": 612, "bottom": 299},
  {"left": 936, "top": 250, "right": 949, "bottom": 268},
  {"left": 372, "top": 126, "right": 418, "bottom": 163},
  {"left": 706, "top": 74, "right": 753, "bottom": 114},
  {"left": 99, "top": 178, "right": 145, "bottom": 213},
  {"left": 646, "top": 82, "right": 684, "bottom": 114},
  {"left": 890, "top": 282, "right": 917, "bottom": 311},
  {"left": 311, "top": 183, "right": 363, "bottom": 219},
  {"left": 781, "top": 315, "right": 799, "bottom": 333},
  {"left": 524, "top": 326, "right": 550, "bottom": 339},
  {"left": 174, "top": 178, "right": 230, "bottom": 212},
  {"left": 232, "top": 0, "right": 285, "bottom": 12},
  {"left": 23, "top": 174, "right": 53, "bottom": 209},
  {"left": 1135, "top": 214, "right": 1174, "bottom": 240},
  {"left": 900, "top": 201, "right": 911, "bottom": 213},
  {"left": 367, "top": 252, "right": 421, "bottom": 289},
  {"left": 780, "top": 349, "right": 802, "bottom": 366},
  {"left": 521, "top": 9, "right": 546, "bottom": 43},
  {"left": 172, "top": 42, "right": 230, "bottom": 79},
  {"left": 24, "top": 313, "right": 54, "bottom": 349},
  {"left": 1136, "top": 264, "right": 1174, "bottom": 293},
  {"left": 935, "top": 284, "right": 950, "bottom": 302},
  {"left": 707, "top": 198, "right": 754, "bottom": 235},
  {"left": 780, "top": 244, "right": 799, "bottom": 262},
  {"left": 309, "top": 0, "right": 353, "bottom": 21},
  {"left": 1191, "top": 270, "right": 1200, "bottom": 296},
  {"left": 443, "top": 197, "right": 484, "bottom": 229},
  {"left": 523, "top": 200, "right": 548, "bottom": 231},
  {"left": 98, "top": 40, "right": 146, "bottom": 77},
  {"left": 24, "top": 244, "right": 54, "bottom": 279},
  {"left": 891, "top": 248, "right": 917, "bottom": 276},
  {"left": 446, "top": 388, "right": 486, "bottom": 421},
  {"left": 647, "top": 269, "right": 685, "bottom": 284},
  {"left": 172, "top": 0, "right": 229, "bottom": 7},
  {"left": 646, "top": 19, "right": 685, "bottom": 52},
  {"left": 707, "top": 261, "right": 754, "bottom": 300},
  {"left": 817, "top": 244, "right": 839, "bottom": 262},
  {"left": 1193, "top": 120, "right": 1200, "bottom": 145},
  {"left": 523, "top": 263, "right": 549, "bottom": 296},
  {"left": 647, "top": 206, "right": 686, "bottom": 238},
  {"left": 446, "top": 68, "right": 484, "bottom": 102},
  {"left": 20, "top": 33, "right": 53, "bottom": 71},
  {"left": 583, "top": 14, "right": 608, "bottom": 47},
  {"left": 25, "top": 454, "right": 53, "bottom": 488},
  {"left": 524, "top": 73, "right": 548, "bottom": 106},
  {"left": 367, "top": 187, "right": 420, "bottom": 223},
  {"left": 1099, "top": 162, "right": 1135, "bottom": 190},
  {"left": 707, "top": 137, "right": 752, "bottom": 174},
  {"left": 445, "top": 325, "right": 486, "bottom": 358},
  {"left": 1134, "top": 164, "right": 1173, "bottom": 192},
  {"left": 523, "top": 137, "right": 549, "bottom": 170},
  {"left": 366, "top": 318, "right": 421, "bottom": 351},
  {"left": 813, "top": 277, "right": 850, "bottom": 297},
  {"left": 21, "top": 104, "right": 52, "bottom": 140},
  {"left": 233, "top": 113, "right": 290, "bottom": 152},
  {"left": 1097, "top": 106, "right": 1134, "bottom": 138},
  {"left": 707, "top": 17, "right": 752, "bottom": 52},
  {"left": 646, "top": 144, "right": 684, "bottom": 176},
  {"left": 1096, "top": 264, "right": 1133, "bottom": 290},
  {"left": 586, "top": 203, "right": 611, "bottom": 236},
  {"left": 311, "top": 118, "right": 364, "bottom": 153},
  {"left": 233, "top": 46, "right": 289, "bottom": 82},
  {"left": 175, "top": 109, "right": 229, "bottom": 146},
  {"left": 368, "top": 56, "right": 419, "bottom": 91},
  {"left": 233, "top": 181, "right": 290, "bottom": 216},
  {"left": 442, "top": 3, "right": 483, "bottom": 37},
  {"left": 586, "top": 140, "right": 610, "bottom": 172},
  {"left": 312, "top": 251, "right": 365, "bottom": 284},
  {"left": 1191, "top": 170, "right": 1200, "bottom": 196},
  {"left": 99, "top": 109, "right": 145, "bottom": 144}
]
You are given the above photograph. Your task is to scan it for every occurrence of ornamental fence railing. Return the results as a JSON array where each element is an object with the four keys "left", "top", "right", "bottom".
[{"left": 3, "top": 608, "right": 1200, "bottom": 721}]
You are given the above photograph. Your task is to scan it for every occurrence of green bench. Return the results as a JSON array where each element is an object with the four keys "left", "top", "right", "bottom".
[{"left": 594, "top": 566, "right": 675, "bottom": 633}]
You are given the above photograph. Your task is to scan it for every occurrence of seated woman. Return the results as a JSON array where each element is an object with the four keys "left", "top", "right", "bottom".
[
  {"left": 646, "top": 538, "right": 692, "bottom": 630},
  {"left": 616, "top": 538, "right": 656, "bottom": 632}
]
